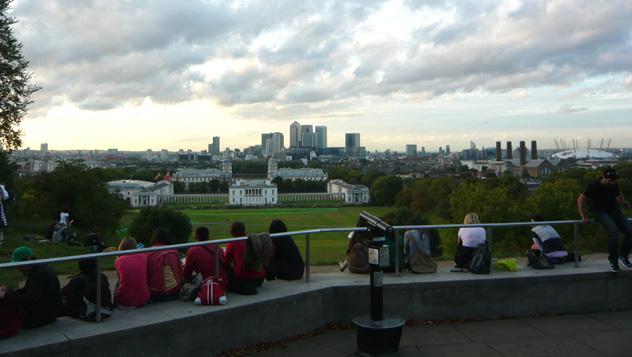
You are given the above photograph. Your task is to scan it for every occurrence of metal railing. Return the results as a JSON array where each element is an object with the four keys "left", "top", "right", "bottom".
[{"left": 0, "top": 218, "right": 622, "bottom": 322}]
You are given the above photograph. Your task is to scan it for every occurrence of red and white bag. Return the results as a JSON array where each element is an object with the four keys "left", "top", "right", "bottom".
[{"left": 194, "top": 277, "right": 227, "bottom": 305}]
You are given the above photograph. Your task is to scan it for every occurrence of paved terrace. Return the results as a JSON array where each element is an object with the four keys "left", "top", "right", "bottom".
[{"left": 2, "top": 255, "right": 632, "bottom": 356}]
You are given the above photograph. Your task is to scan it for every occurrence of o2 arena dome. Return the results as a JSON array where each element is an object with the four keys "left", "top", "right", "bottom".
[{"left": 552, "top": 148, "right": 617, "bottom": 160}]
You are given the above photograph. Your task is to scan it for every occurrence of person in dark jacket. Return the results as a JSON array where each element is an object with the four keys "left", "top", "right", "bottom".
[
  {"left": 266, "top": 219, "right": 304, "bottom": 281},
  {"left": 61, "top": 259, "right": 113, "bottom": 321},
  {"left": 0, "top": 247, "right": 61, "bottom": 329}
]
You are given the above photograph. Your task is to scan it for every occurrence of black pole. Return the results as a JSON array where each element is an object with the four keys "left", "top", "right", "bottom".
[{"left": 370, "top": 238, "right": 384, "bottom": 321}]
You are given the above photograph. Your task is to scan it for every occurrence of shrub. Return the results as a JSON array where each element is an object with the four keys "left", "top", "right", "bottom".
[{"left": 129, "top": 207, "right": 192, "bottom": 245}]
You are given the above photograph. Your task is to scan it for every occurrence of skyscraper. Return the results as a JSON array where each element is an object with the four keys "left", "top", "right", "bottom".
[
  {"left": 262, "top": 132, "right": 284, "bottom": 154},
  {"left": 212, "top": 136, "right": 220, "bottom": 155},
  {"left": 315, "top": 126, "right": 328, "bottom": 149},
  {"left": 345, "top": 133, "right": 360, "bottom": 149},
  {"left": 300, "top": 125, "right": 314, "bottom": 148},
  {"left": 290, "top": 121, "right": 301, "bottom": 148},
  {"left": 406, "top": 144, "right": 417, "bottom": 158}
]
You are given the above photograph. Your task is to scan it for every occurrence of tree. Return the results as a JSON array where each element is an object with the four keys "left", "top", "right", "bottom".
[
  {"left": 370, "top": 175, "right": 403, "bottom": 206},
  {"left": 1, "top": 0, "right": 39, "bottom": 150},
  {"left": 129, "top": 207, "right": 192, "bottom": 245}
]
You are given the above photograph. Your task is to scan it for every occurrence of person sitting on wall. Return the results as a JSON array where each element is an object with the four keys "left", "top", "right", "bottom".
[
  {"left": 224, "top": 222, "right": 265, "bottom": 295},
  {"left": 0, "top": 247, "right": 61, "bottom": 333},
  {"left": 529, "top": 214, "right": 569, "bottom": 264},
  {"left": 114, "top": 237, "right": 150, "bottom": 308},
  {"left": 183, "top": 226, "right": 229, "bottom": 287},
  {"left": 147, "top": 229, "right": 184, "bottom": 302},
  {"left": 454, "top": 213, "right": 486, "bottom": 269},
  {"left": 61, "top": 259, "right": 113, "bottom": 321},
  {"left": 266, "top": 219, "right": 305, "bottom": 281}
]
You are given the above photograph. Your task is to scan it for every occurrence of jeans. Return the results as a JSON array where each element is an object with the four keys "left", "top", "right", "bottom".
[{"left": 594, "top": 209, "right": 632, "bottom": 263}]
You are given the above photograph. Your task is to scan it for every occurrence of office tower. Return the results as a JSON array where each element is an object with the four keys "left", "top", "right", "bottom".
[
  {"left": 41, "top": 143, "right": 48, "bottom": 152},
  {"left": 212, "top": 137, "right": 220, "bottom": 155},
  {"left": 446, "top": 145, "right": 450, "bottom": 155},
  {"left": 290, "top": 121, "right": 301, "bottom": 148},
  {"left": 315, "top": 126, "right": 327, "bottom": 149},
  {"left": 300, "top": 125, "right": 314, "bottom": 148},
  {"left": 261, "top": 133, "right": 273, "bottom": 150},
  {"left": 345, "top": 133, "right": 360, "bottom": 148},
  {"left": 406, "top": 144, "right": 417, "bottom": 158},
  {"left": 272, "top": 132, "right": 284, "bottom": 152}
]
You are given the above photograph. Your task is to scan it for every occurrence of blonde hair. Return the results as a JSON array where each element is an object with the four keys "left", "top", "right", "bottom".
[
  {"left": 118, "top": 237, "right": 138, "bottom": 251},
  {"left": 463, "top": 213, "right": 480, "bottom": 224}
]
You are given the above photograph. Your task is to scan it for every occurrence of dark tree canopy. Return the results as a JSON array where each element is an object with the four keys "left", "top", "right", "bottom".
[{"left": 1, "top": 0, "right": 39, "bottom": 150}]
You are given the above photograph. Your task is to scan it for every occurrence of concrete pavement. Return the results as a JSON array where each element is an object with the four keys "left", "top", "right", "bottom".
[{"left": 249, "top": 310, "right": 632, "bottom": 356}]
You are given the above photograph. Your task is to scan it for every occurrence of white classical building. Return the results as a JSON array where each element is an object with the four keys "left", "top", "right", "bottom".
[
  {"left": 229, "top": 180, "right": 278, "bottom": 207},
  {"left": 173, "top": 162, "right": 232, "bottom": 188},
  {"left": 327, "top": 179, "right": 370, "bottom": 204},
  {"left": 267, "top": 158, "right": 328, "bottom": 181},
  {"left": 107, "top": 180, "right": 174, "bottom": 207}
]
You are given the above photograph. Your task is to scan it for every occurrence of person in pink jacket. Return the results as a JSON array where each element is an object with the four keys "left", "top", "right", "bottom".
[{"left": 114, "top": 237, "right": 150, "bottom": 308}]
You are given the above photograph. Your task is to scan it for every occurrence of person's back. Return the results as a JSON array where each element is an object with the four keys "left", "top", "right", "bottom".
[
  {"left": 183, "top": 245, "right": 229, "bottom": 288},
  {"left": 147, "top": 248, "right": 183, "bottom": 298},
  {"left": 225, "top": 240, "right": 265, "bottom": 280},
  {"left": 62, "top": 261, "right": 113, "bottom": 320},
  {"left": 115, "top": 252, "right": 150, "bottom": 307},
  {"left": 7, "top": 263, "right": 61, "bottom": 328},
  {"left": 457, "top": 227, "right": 486, "bottom": 248},
  {"left": 531, "top": 224, "right": 567, "bottom": 262},
  {"left": 267, "top": 220, "right": 304, "bottom": 281}
]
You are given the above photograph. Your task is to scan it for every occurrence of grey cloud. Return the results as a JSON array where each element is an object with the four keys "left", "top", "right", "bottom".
[
  {"left": 557, "top": 105, "right": 588, "bottom": 114},
  {"left": 10, "top": 0, "right": 632, "bottom": 116}
]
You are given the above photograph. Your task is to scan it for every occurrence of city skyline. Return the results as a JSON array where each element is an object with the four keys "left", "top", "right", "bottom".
[{"left": 9, "top": 1, "right": 632, "bottom": 151}]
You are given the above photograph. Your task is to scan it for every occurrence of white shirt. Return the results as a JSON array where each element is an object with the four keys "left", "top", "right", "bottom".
[
  {"left": 60, "top": 212, "right": 70, "bottom": 225},
  {"left": 0, "top": 185, "right": 8, "bottom": 201},
  {"left": 457, "top": 227, "right": 486, "bottom": 248}
]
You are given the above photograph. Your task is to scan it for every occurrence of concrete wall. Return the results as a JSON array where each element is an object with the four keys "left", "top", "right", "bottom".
[{"left": 3, "top": 267, "right": 632, "bottom": 357}]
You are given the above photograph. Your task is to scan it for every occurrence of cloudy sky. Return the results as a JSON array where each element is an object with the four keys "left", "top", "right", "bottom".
[{"left": 10, "top": 0, "right": 632, "bottom": 151}]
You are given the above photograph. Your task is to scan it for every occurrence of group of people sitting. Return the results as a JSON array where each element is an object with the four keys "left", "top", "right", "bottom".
[
  {"left": 0, "top": 219, "right": 305, "bottom": 339},
  {"left": 453, "top": 212, "right": 572, "bottom": 271}
]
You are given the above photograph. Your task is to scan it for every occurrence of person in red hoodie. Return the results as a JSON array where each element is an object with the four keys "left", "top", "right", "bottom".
[
  {"left": 224, "top": 222, "right": 264, "bottom": 295},
  {"left": 114, "top": 237, "right": 150, "bottom": 308},
  {"left": 183, "top": 226, "right": 229, "bottom": 288},
  {"left": 146, "top": 228, "right": 183, "bottom": 302}
]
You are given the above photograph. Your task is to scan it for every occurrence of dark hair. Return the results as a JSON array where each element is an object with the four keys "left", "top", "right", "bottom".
[
  {"left": 151, "top": 228, "right": 172, "bottom": 245},
  {"left": 195, "top": 226, "right": 210, "bottom": 241},
  {"left": 78, "top": 259, "right": 97, "bottom": 275},
  {"left": 269, "top": 219, "right": 288, "bottom": 234},
  {"left": 531, "top": 214, "right": 544, "bottom": 222},
  {"left": 230, "top": 221, "right": 246, "bottom": 237}
]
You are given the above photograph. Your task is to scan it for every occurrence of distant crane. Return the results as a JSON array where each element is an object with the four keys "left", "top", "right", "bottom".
[
  {"left": 554, "top": 139, "right": 560, "bottom": 151},
  {"left": 607, "top": 138, "right": 612, "bottom": 149},
  {"left": 600, "top": 138, "right": 604, "bottom": 149}
]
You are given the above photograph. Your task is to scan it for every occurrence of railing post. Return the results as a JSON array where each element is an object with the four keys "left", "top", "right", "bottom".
[
  {"left": 487, "top": 227, "right": 493, "bottom": 273},
  {"left": 574, "top": 223, "right": 579, "bottom": 268},
  {"left": 305, "top": 233, "right": 311, "bottom": 283},
  {"left": 95, "top": 256, "right": 102, "bottom": 323},
  {"left": 394, "top": 229, "right": 400, "bottom": 276}
]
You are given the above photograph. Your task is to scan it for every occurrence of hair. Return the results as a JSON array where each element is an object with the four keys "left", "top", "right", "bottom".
[
  {"left": 195, "top": 226, "right": 210, "bottom": 241},
  {"left": 118, "top": 237, "right": 138, "bottom": 251},
  {"left": 269, "top": 219, "right": 288, "bottom": 234},
  {"left": 530, "top": 214, "right": 544, "bottom": 222},
  {"left": 463, "top": 212, "right": 480, "bottom": 224},
  {"left": 78, "top": 259, "right": 97, "bottom": 275},
  {"left": 230, "top": 221, "right": 246, "bottom": 237},
  {"left": 151, "top": 228, "right": 172, "bottom": 245}
]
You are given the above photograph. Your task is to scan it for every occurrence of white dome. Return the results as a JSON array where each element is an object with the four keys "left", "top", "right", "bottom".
[{"left": 552, "top": 149, "right": 616, "bottom": 160}]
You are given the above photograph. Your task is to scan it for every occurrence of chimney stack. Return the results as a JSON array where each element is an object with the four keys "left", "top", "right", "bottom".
[
  {"left": 496, "top": 141, "right": 502, "bottom": 161},
  {"left": 520, "top": 141, "right": 527, "bottom": 165},
  {"left": 506, "top": 141, "right": 513, "bottom": 159},
  {"left": 531, "top": 140, "right": 537, "bottom": 160}
]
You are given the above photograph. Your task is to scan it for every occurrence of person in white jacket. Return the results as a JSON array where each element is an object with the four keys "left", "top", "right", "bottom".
[{"left": 0, "top": 184, "right": 9, "bottom": 244}]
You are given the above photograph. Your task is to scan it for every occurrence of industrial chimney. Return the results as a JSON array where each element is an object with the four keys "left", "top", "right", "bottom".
[
  {"left": 519, "top": 141, "right": 527, "bottom": 165},
  {"left": 496, "top": 141, "right": 502, "bottom": 161},
  {"left": 506, "top": 141, "right": 513, "bottom": 159},
  {"left": 531, "top": 140, "right": 537, "bottom": 160}
]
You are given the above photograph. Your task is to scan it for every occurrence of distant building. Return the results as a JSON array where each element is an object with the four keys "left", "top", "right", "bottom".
[
  {"left": 267, "top": 158, "right": 327, "bottom": 181},
  {"left": 345, "top": 133, "right": 364, "bottom": 157},
  {"left": 406, "top": 144, "right": 417, "bottom": 158},
  {"left": 327, "top": 179, "right": 370, "bottom": 204},
  {"left": 229, "top": 180, "right": 277, "bottom": 206},
  {"left": 315, "top": 126, "right": 327, "bottom": 149},
  {"left": 173, "top": 166, "right": 232, "bottom": 188},
  {"left": 40, "top": 143, "right": 48, "bottom": 152},
  {"left": 300, "top": 125, "right": 314, "bottom": 148},
  {"left": 290, "top": 121, "right": 301, "bottom": 148},
  {"left": 262, "top": 132, "right": 284, "bottom": 155},
  {"left": 212, "top": 137, "right": 220, "bottom": 155},
  {"left": 107, "top": 180, "right": 173, "bottom": 207}
]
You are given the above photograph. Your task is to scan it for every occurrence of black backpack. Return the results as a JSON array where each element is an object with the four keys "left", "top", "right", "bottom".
[{"left": 468, "top": 243, "right": 491, "bottom": 274}]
